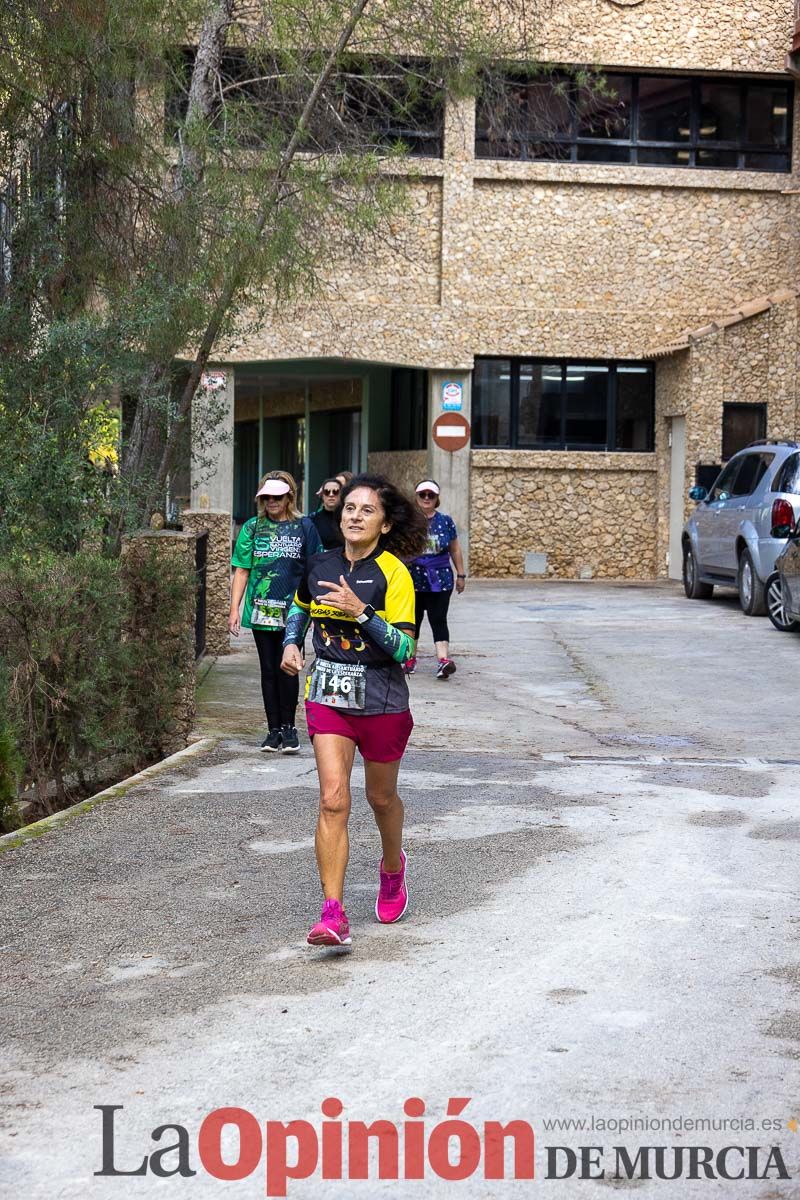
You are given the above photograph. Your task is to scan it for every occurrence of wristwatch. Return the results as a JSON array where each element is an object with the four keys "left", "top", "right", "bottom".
[{"left": 356, "top": 604, "right": 376, "bottom": 625}]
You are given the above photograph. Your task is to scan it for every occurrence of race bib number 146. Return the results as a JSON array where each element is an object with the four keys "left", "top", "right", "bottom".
[{"left": 309, "top": 659, "right": 367, "bottom": 709}]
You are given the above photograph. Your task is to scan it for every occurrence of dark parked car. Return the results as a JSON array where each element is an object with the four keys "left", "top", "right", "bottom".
[{"left": 766, "top": 521, "right": 800, "bottom": 632}]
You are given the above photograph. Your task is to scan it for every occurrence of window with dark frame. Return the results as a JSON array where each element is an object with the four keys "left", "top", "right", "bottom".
[
  {"left": 472, "top": 358, "right": 654, "bottom": 451},
  {"left": 476, "top": 72, "right": 793, "bottom": 172},
  {"left": 721, "top": 402, "right": 767, "bottom": 460},
  {"left": 390, "top": 368, "right": 428, "bottom": 451},
  {"left": 165, "top": 49, "right": 444, "bottom": 157}
]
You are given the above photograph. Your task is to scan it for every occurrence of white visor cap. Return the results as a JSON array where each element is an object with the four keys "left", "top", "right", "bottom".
[
  {"left": 256, "top": 479, "right": 291, "bottom": 498},
  {"left": 415, "top": 480, "right": 440, "bottom": 495}
]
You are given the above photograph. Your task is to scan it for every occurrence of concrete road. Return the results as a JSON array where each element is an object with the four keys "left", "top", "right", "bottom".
[{"left": 2, "top": 581, "right": 799, "bottom": 1198}]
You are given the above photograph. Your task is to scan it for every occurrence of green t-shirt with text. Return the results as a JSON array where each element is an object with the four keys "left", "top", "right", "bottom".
[{"left": 232, "top": 515, "right": 322, "bottom": 631}]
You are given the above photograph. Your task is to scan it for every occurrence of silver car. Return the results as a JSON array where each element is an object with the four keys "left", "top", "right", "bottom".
[{"left": 682, "top": 440, "right": 800, "bottom": 615}]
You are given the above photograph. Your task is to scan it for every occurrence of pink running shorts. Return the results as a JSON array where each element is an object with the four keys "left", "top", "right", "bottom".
[{"left": 305, "top": 701, "right": 413, "bottom": 762}]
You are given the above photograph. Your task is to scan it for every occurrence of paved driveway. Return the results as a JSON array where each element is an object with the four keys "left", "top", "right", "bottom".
[{"left": 2, "top": 581, "right": 799, "bottom": 1197}]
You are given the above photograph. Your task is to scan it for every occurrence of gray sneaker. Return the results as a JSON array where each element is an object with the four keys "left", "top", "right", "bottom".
[
  {"left": 280, "top": 725, "right": 300, "bottom": 753},
  {"left": 260, "top": 729, "right": 282, "bottom": 752}
]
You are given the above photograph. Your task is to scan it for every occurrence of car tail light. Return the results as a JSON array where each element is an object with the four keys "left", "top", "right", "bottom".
[{"left": 771, "top": 498, "right": 795, "bottom": 531}]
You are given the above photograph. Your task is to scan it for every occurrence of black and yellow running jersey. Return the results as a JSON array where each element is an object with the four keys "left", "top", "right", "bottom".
[{"left": 292, "top": 546, "right": 415, "bottom": 714}]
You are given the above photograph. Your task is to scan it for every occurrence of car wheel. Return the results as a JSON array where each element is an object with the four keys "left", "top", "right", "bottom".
[
  {"left": 738, "top": 548, "right": 767, "bottom": 616},
  {"left": 766, "top": 572, "right": 800, "bottom": 632},
  {"left": 683, "top": 542, "right": 713, "bottom": 600}
]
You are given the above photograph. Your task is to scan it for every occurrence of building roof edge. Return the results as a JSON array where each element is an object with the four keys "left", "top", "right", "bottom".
[{"left": 646, "top": 284, "right": 800, "bottom": 359}]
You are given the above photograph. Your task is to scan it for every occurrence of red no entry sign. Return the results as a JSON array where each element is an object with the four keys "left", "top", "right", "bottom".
[{"left": 432, "top": 412, "right": 471, "bottom": 452}]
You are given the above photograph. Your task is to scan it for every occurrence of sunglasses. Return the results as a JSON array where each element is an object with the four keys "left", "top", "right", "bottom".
[
  {"left": 323, "top": 488, "right": 340, "bottom": 497},
  {"left": 417, "top": 491, "right": 437, "bottom": 500}
]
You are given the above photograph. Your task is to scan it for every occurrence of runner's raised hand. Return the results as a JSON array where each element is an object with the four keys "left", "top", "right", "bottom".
[{"left": 315, "top": 575, "right": 365, "bottom": 618}]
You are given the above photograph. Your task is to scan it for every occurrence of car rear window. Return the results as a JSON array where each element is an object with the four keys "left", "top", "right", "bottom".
[
  {"left": 772, "top": 452, "right": 800, "bottom": 495},
  {"left": 729, "top": 453, "right": 773, "bottom": 496}
]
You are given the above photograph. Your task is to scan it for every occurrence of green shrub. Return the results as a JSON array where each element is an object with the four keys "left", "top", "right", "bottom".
[
  {"left": 0, "top": 551, "right": 133, "bottom": 817},
  {"left": 0, "top": 543, "right": 195, "bottom": 821}
]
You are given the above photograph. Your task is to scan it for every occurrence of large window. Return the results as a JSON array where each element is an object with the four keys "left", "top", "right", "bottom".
[
  {"left": 473, "top": 359, "right": 654, "bottom": 451},
  {"left": 166, "top": 50, "right": 443, "bottom": 156},
  {"left": 476, "top": 72, "right": 793, "bottom": 171}
]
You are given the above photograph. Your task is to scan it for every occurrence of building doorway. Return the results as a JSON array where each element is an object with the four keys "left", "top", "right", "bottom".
[
  {"left": 231, "top": 360, "right": 428, "bottom": 527},
  {"left": 233, "top": 367, "right": 364, "bottom": 525}
]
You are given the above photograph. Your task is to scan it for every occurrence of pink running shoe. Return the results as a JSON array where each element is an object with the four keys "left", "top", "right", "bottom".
[
  {"left": 307, "top": 899, "right": 351, "bottom": 946},
  {"left": 436, "top": 658, "right": 456, "bottom": 680},
  {"left": 403, "top": 656, "right": 417, "bottom": 675},
  {"left": 376, "top": 849, "right": 409, "bottom": 923}
]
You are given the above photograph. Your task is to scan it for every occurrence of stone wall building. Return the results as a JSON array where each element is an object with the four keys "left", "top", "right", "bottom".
[{"left": 189, "top": 0, "right": 800, "bottom": 582}]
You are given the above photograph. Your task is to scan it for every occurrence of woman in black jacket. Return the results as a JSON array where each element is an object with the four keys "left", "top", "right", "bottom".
[{"left": 310, "top": 477, "right": 345, "bottom": 550}]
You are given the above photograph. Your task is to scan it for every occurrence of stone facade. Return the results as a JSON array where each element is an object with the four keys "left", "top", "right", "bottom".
[
  {"left": 181, "top": 509, "right": 233, "bottom": 658},
  {"left": 226, "top": 28, "right": 800, "bottom": 373},
  {"left": 367, "top": 451, "right": 429, "bottom": 499},
  {"left": 467, "top": 179, "right": 797, "bottom": 357},
  {"left": 213, "top": 0, "right": 799, "bottom": 579},
  {"left": 534, "top": 0, "right": 792, "bottom": 74},
  {"left": 227, "top": 154, "right": 799, "bottom": 371},
  {"left": 653, "top": 290, "right": 800, "bottom": 577},
  {"left": 471, "top": 451, "right": 657, "bottom": 578}
]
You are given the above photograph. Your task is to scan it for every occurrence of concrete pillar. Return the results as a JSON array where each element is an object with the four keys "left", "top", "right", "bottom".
[
  {"left": 427, "top": 370, "right": 472, "bottom": 571},
  {"left": 191, "top": 366, "right": 235, "bottom": 512},
  {"left": 439, "top": 95, "right": 475, "bottom": 307},
  {"left": 181, "top": 509, "right": 232, "bottom": 657}
]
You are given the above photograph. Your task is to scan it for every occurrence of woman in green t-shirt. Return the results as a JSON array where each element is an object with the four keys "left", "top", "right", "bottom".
[{"left": 229, "top": 471, "right": 322, "bottom": 753}]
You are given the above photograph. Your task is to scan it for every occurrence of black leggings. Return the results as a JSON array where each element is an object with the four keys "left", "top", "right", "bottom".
[
  {"left": 414, "top": 590, "right": 452, "bottom": 645},
  {"left": 252, "top": 630, "right": 299, "bottom": 729}
]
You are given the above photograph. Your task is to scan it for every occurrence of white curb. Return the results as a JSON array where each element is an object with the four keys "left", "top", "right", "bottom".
[{"left": 0, "top": 738, "right": 218, "bottom": 853}]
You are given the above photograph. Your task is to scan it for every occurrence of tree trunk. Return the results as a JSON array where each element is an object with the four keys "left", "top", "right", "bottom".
[
  {"left": 153, "top": 0, "right": 373, "bottom": 497},
  {"left": 177, "top": 0, "right": 236, "bottom": 196},
  {"left": 117, "top": 1, "right": 235, "bottom": 537}
]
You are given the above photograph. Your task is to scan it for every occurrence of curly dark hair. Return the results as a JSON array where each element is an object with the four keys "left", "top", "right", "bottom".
[{"left": 336, "top": 474, "right": 427, "bottom": 559}]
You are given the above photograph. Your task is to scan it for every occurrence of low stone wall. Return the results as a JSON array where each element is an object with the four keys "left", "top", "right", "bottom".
[
  {"left": 181, "top": 509, "right": 232, "bottom": 657},
  {"left": 367, "top": 451, "right": 428, "bottom": 500},
  {"left": 470, "top": 450, "right": 657, "bottom": 579}
]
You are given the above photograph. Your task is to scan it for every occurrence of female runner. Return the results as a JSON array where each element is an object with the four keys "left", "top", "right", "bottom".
[
  {"left": 405, "top": 479, "right": 466, "bottom": 679},
  {"left": 280, "top": 474, "right": 426, "bottom": 945},
  {"left": 229, "top": 471, "right": 322, "bottom": 752}
]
